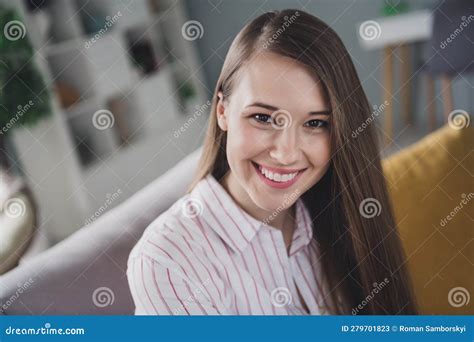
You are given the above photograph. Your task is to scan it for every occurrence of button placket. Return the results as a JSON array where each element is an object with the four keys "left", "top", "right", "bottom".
[
  {"left": 266, "top": 227, "right": 306, "bottom": 312},
  {"left": 290, "top": 248, "right": 323, "bottom": 315}
]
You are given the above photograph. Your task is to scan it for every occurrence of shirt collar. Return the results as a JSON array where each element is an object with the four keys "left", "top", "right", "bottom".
[
  {"left": 191, "top": 174, "right": 313, "bottom": 254},
  {"left": 289, "top": 198, "right": 314, "bottom": 256}
]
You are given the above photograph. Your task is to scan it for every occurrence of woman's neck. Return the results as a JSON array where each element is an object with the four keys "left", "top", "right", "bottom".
[{"left": 221, "top": 172, "right": 296, "bottom": 249}]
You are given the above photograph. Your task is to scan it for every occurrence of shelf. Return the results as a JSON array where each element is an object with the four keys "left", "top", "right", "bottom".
[
  {"left": 64, "top": 96, "right": 101, "bottom": 120},
  {"left": 12, "top": 0, "right": 209, "bottom": 242},
  {"left": 358, "top": 10, "right": 433, "bottom": 50},
  {"left": 65, "top": 97, "right": 120, "bottom": 167},
  {"left": 46, "top": 47, "right": 96, "bottom": 107},
  {"left": 47, "top": 0, "right": 83, "bottom": 43}
]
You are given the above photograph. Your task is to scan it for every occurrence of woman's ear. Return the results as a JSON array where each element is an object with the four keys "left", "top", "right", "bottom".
[{"left": 216, "top": 91, "right": 228, "bottom": 131}]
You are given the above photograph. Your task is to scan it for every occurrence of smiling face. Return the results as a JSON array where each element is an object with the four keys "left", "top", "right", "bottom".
[{"left": 217, "top": 51, "right": 332, "bottom": 214}]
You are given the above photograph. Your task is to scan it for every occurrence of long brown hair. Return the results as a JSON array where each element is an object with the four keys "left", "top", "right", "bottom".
[{"left": 189, "top": 9, "right": 417, "bottom": 315}]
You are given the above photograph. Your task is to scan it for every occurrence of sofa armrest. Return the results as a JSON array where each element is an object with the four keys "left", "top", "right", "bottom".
[{"left": 0, "top": 148, "right": 201, "bottom": 315}]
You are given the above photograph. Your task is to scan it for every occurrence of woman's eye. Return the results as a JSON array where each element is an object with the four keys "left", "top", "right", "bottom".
[
  {"left": 304, "top": 119, "right": 329, "bottom": 129},
  {"left": 251, "top": 113, "right": 272, "bottom": 124},
  {"left": 250, "top": 115, "right": 329, "bottom": 129}
]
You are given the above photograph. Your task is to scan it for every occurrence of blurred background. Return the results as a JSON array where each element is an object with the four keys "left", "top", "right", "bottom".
[{"left": 0, "top": 0, "right": 472, "bottom": 272}]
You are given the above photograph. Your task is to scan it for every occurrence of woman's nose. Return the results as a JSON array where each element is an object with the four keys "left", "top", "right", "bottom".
[{"left": 268, "top": 126, "right": 302, "bottom": 165}]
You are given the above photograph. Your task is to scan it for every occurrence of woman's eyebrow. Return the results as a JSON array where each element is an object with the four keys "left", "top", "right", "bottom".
[{"left": 245, "top": 101, "right": 331, "bottom": 115}]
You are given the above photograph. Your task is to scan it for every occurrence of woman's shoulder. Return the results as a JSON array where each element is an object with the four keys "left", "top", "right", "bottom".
[{"left": 128, "top": 193, "right": 210, "bottom": 266}]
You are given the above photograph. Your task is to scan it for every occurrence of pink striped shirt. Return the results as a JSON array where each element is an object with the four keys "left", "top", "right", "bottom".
[{"left": 127, "top": 174, "right": 328, "bottom": 315}]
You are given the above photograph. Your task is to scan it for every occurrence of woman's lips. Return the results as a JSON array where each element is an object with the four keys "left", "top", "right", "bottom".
[{"left": 251, "top": 161, "right": 306, "bottom": 189}]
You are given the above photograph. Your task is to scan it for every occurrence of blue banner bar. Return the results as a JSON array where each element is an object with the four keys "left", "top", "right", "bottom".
[{"left": 1, "top": 316, "right": 473, "bottom": 341}]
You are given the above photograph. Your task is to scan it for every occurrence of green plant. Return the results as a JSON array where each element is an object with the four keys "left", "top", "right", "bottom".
[
  {"left": 0, "top": 5, "right": 52, "bottom": 168},
  {"left": 381, "top": 0, "right": 409, "bottom": 16}
]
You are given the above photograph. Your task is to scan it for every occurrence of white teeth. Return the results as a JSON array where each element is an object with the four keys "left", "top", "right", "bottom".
[{"left": 257, "top": 164, "right": 298, "bottom": 183}]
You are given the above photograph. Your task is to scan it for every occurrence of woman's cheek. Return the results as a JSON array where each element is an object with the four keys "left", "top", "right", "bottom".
[
  {"left": 231, "top": 123, "right": 264, "bottom": 154},
  {"left": 303, "top": 132, "right": 331, "bottom": 163},
  {"left": 225, "top": 124, "right": 253, "bottom": 171}
]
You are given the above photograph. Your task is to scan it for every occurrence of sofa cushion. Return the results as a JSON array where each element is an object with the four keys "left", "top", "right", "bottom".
[{"left": 382, "top": 124, "right": 473, "bottom": 314}]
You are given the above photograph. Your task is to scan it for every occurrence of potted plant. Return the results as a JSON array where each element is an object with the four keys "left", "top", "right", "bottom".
[{"left": 0, "top": 5, "right": 52, "bottom": 157}]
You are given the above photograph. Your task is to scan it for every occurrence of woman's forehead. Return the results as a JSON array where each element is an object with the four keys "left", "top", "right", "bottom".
[{"left": 232, "top": 52, "right": 328, "bottom": 112}]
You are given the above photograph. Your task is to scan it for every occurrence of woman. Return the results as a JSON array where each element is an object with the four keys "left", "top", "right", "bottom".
[{"left": 127, "top": 9, "right": 418, "bottom": 315}]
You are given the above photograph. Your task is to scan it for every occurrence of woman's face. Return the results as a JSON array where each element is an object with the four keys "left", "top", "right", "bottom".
[{"left": 217, "top": 51, "right": 332, "bottom": 212}]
